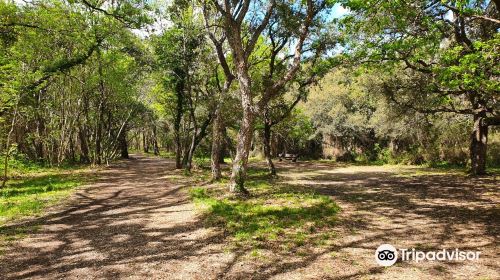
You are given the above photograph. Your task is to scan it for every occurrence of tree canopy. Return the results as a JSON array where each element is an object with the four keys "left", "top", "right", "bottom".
[{"left": 0, "top": 0, "right": 498, "bottom": 190}]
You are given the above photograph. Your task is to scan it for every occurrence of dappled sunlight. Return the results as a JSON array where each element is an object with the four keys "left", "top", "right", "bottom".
[
  {"left": 261, "top": 160, "right": 500, "bottom": 279},
  {"left": 0, "top": 156, "right": 232, "bottom": 279},
  {"left": 1, "top": 157, "right": 498, "bottom": 279}
]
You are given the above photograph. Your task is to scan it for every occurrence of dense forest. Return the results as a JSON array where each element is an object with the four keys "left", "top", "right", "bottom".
[{"left": 1, "top": 0, "right": 498, "bottom": 192}]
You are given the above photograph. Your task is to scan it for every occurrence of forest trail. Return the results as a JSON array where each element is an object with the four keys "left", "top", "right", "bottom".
[
  {"left": 0, "top": 156, "right": 498, "bottom": 279},
  {"left": 0, "top": 155, "right": 230, "bottom": 279}
]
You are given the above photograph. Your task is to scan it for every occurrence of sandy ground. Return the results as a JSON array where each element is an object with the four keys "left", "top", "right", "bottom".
[{"left": 0, "top": 156, "right": 498, "bottom": 279}]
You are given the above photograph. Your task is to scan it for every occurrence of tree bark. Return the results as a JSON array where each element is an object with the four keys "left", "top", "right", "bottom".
[
  {"left": 78, "top": 128, "right": 90, "bottom": 163},
  {"left": 34, "top": 89, "right": 45, "bottom": 162},
  {"left": 470, "top": 112, "right": 488, "bottom": 175},
  {"left": 95, "top": 101, "right": 103, "bottom": 165},
  {"left": 184, "top": 114, "right": 212, "bottom": 171},
  {"left": 210, "top": 80, "right": 231, "bottom": 180},
  {"left": 211, "top": 104, "right": 224, "bottom": 180},
  {"left": 493, "top": 0, "right": 500, "bottom": 11},
  {"left": 174, "top": 80, "right": 184, "bottom": 169},
  {"left": 152, "top": 125, "right": 159, "bottom": 156},
  {"left": 142, "top": 131, "right": 149, "bottom": 153},
  {"left": 95, "top": 53, "right": 105, "bottom": 165},
  {"left": 119, "top": 129, "right": 129, "bottom": 159},
  {"left": 263, "top": 118, "right": 276, "bottom": 176},
  {"left": 229, "top": 106, "right": 254, "bottom": 193},
  {"left": 2, "top": 102, "right": 19, "bottom": 188},
  {"left": 229, "top": 69, "right": 254, "bottom": 193}
]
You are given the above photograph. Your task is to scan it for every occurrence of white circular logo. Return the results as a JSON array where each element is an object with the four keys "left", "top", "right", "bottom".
[{"left": 375, "top": 244, "right": 398, "bottom": 266}]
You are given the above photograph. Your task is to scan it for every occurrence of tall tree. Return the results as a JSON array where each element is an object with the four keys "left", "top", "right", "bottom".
[
  {"left": 203, "top": 0, "right": 334, "bottom": 193},
  {"left": 154, "top": 1, "right": 205, "bottom": 169}
]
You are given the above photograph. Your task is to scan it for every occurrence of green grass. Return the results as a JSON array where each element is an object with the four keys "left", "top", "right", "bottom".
[
  {"left": 189, "top": 169, "right": 340, "bottom": 252},
  {"left": 0, "top": 174, "right": 84, "bottom": 223},
  {"left": 128, "top": 149, "right": 176, "bottom": 159},
  {"left": 0, "top": 158, "right": 92, "bottom": 254}
]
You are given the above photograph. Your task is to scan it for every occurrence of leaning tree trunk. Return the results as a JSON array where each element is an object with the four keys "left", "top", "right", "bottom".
[
  {"left": 470, "top": 112, "right": 488, "bottom": 175},
  {"left": 263, "top": 120, "right": 276, "bottom": 176}
]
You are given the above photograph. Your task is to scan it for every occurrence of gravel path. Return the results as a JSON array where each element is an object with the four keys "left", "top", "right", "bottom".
[{"left": 0, "top": 157, "right": 498, "bottom": 279}]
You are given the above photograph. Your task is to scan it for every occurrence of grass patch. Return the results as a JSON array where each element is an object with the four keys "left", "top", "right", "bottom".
[
  {"left": 189, "top": 172, "right": 340, "bottom": 252},
  {"left": 0, "top": 163, "right": 92, "bottom": 254},
  {"left": 0, "top": 174, "right": 83, "bottom": 222}
]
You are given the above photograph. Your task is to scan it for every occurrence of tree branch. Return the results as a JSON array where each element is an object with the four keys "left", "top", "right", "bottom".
[
  {"left": 270, "top": 0, "right": 315, "bottom": 93},
  {"left": 244, "top": 0, "right": 276, "bottom": 59},
  {"left": 442, "top": 3, "right": 500, "bottom": 24}
]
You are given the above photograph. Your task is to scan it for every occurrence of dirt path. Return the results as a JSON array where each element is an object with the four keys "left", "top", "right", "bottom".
[
  {"left": 279, "top": 163, "right": 499, "bottom": 279},
  {"left": 0, "top": 156, "right": 230, "bottom": 279},
  {"left": 0, "top": 157, "right": 498, "bottom": 279}
]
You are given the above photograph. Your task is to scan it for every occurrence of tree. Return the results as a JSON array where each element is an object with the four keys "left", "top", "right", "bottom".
[
  {"left": 343, "top": 0, "right": 499, "bottom": 174},
  {"left": 202, "top": 6, "right": 236, "bottom": 180},
  {"left": 154, "top": 0, "right": 222, "bottom": 171},
  {"left": 0, "top": 0, "right": 151, "bottom": 185},
  {"left": 153, "top": 1, "right": 204, "bottom": 169},
  {"left": 203, "top": 0, "right": 334, "bottom": 193}
]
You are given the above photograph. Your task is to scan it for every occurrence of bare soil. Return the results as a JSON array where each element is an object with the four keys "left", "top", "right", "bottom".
[{"left": 0, "top": 156, "right": 498, "bottom": 279}]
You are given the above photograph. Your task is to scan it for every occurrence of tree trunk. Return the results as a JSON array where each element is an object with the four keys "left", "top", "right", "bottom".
[
  {"left": 78, "top": 129, "right": 90, "bottom": 163},
  {"left": 229, "top": 73, "right": 254, "bottom": 193},
  {"left": 492, "top": 0, "right": 500, "bottom": 10},
  {"left": 2, "top": 103, "right": 19, "bottom": 188},
  {"left": 219, "top": 147, "right": 226, "bottom": 164},
  {"left": 470, "top": 112, "right": 488, "bottom": 175},
  {"left": 229, "top": 109, "right": 254, "bottom": 193},
  {"left": 152, "top": 125, "right": 159, "bottom": 156},
  {"left": 95, "top": 55, "right": 105, "bottom": 165},
  {"left": 174, "top": 81, "right": 184, "bottom": 169},
  {"left": 211, "top": 103, "right": 224, "bottom": 180},
  {"left": 210, "top": 78, "right": 233, "bottom": 180},
  {"left": 95, "top": 104, "right": 103, "bottom": 165},
  {"left": 68, "top": 135, "right": 76, "bottom": 163},
  {"left": 184, "top": 114, "right": 212, "bottom": 171},
  {"left": 143, "top": 131, "right": 149, "bottom": 153},
  {"left": 184, "top": 135, "right": 196, "bottom": 171},
  {"left": 263, "top": 119, "right": 276, "bottom": 176},
  {"left": 119, "top": 129, "right": 129, "bottom": 159}
]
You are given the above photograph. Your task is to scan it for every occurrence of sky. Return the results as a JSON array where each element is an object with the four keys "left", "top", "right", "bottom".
[
  {"left": 132, "top": 2, "right": 352, "bottom": 38},
  {"left": 10, "top": 0, "right": 351, "bottom": 38},
  {"left": 331, "top": 3, "right": 350, "bottom": 19}
]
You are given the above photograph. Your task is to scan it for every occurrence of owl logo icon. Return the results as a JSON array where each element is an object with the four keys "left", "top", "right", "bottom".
[{"left": 375, "top": 244, "right": 398, "bottom": 266}]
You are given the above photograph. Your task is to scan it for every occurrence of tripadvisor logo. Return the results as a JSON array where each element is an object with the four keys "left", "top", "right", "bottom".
[
  {"left": 375, "top": 244, "right": 398, "bottom": 266},
  {"left": 375, "top": 244, "right": 481, "bottom": 266}
]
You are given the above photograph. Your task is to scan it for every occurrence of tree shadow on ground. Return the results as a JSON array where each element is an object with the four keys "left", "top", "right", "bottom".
[{"left": 0, "top": 157, "right": 497, "bottom": 279}]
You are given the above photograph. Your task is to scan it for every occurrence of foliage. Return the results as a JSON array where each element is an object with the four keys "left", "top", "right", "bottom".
[
  {"left": 0, "top": 0, "right": 152, "bottom": 167},
  {"left": 339, "top": 0, "right": 499, "bottom": 173},
  {"left": 304, "top": 68, "right": 481, "bottom": 165}
]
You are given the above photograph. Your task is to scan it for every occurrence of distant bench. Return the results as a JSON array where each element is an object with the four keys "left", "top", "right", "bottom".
[{"left": 278, "top": 153, "right": 298, "bottom": 162}]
